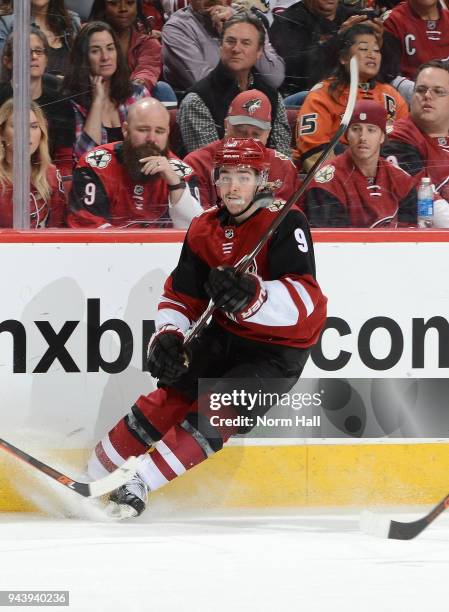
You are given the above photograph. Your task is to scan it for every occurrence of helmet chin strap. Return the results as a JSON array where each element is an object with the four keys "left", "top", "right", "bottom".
[
  {"left": 228, "top": 186, "right": 274, "bottom": 219},
  {"left": 231, "top": 198, "right": 256, "bottom": 219}
]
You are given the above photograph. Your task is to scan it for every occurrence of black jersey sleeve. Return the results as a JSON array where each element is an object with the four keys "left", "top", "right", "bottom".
[
  {"left": 68, "top": 166, "right": 111, "bottom": 223},
  {"left": 267, "top": 208, "right": 318, "bottom": 278},
  {"left": 170, "top": 229, "right": 211, "bottom": 301},
  {"left": 381, "top": 140, "right": 425, "bottom": 176},
  {"left": 303, "top": 187, "right": 350, "bottom": 227},
  {"left": 398, "top": 185, "right": 418, "bottom": 226}
]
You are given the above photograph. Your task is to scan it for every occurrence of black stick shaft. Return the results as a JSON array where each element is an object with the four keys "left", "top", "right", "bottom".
[
  {"left": 0, "top": 437, "right": 88, "bottom": 495},
  {"left": 388, "top": 492, "right": 449, "bottom": 540}
]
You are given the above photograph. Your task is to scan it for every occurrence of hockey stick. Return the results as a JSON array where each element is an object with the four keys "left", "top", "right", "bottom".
[
  {"left": 183, "top": 56, "right": 359, "bottom": 348},
  {"left": 0, "top": 437, "right": 137, "bottom": 498},
  {"left": 360, "top": 492, "right": 449, "bottom": 540}
]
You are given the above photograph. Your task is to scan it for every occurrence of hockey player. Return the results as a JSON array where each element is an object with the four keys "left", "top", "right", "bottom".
[
  {"left": 87, "top": 137, "right": 327, "bottom": 518},
  {"left": 184, "top": 89, "right": 301, "bottom": 209},
  {"left": 302, "top": 100, "right": 418, "bottom": 227}
]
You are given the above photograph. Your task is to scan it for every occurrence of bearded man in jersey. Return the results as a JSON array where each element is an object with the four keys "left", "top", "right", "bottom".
[
  {"left": 303, "top": 100, "right": 417, "bottom": 227},
  {"left": 67, "top": 98, "right": 202, "bottom": 229},
  {"left": 87, "top": 138, "right": 327, "bottom": 519}
]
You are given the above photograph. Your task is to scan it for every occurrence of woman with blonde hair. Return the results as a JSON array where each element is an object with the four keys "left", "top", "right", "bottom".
[
  {"left": 0, "top": 99, "right": 66, "bottom": 227},
  {"left": 0, "top": 28, "right": 75, "bottom": 178}
]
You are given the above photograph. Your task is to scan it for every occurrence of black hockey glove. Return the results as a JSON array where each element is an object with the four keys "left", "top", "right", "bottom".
[
  {"left": 205, "top": 266, "right": 267, "bottom": 321},
  {"left": 147, "top": 325, "right": 189, "bottom": 385}
]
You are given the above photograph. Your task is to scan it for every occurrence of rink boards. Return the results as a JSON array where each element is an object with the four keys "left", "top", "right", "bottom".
[{"left": 0, "top": 229, "right": 448, "bottom": 512}]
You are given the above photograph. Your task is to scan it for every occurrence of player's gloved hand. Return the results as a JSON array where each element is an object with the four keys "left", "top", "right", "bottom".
[
  {"left": 205, "top": 266, "right": 267, "bottom": 321},
  {"left": 147, "top": 324, "right": 189, "bottom": 385}
]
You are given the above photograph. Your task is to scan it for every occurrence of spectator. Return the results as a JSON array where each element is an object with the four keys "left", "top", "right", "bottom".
[
  {"left": 63, "top": 21, "right": 150, "bottom": 163},
  {"left": 302, "top": 100, "right": 417, "bottom": 227},
  {"left": 0, "top": 1, "right": 12, "bottom": 20},
  {"left": 184, "top": 89, "right": 300, "bottom": 207},
  {"left": 67, "top": 97, "right": 202, "bottom": 228},
  {"left": 383, "top": 0, "right": 449, "bottom": 81},
  {"left": 65, "top": 0, "right": 93, "bottom": 21},
  {"left": 162, "top": 0, "right": 284, "bottom": 92},
  {"left": 231, "top": 0, "right": 272, "bottom": 25},
  {"left": 141, "top": 0, "right": 166, "bottom": 33},
  {"left": 295, "top": 24, "right": 409, "bottom": 171},
  {"left": 0, "top": 29, "right": 75, "bottom": 177},
  {"left": 270, "top": 0, "right": 367, "bottom": 96},
  {"left": 0, "top": 99, "right": 66, "bottom": 227},
  {"left": 88, "top": 0, "right": 176, "bottom": 102},
  {"left": 178, "top": 12, "right": 290, "bottom": 156},
  {"left": 382, "top": 60, "right": 449, "bottom": 217},
  {"left": 0, "top": 1, "right": 81, "bottom": 77}
]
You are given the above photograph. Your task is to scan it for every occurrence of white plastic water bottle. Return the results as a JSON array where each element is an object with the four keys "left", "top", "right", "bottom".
[{"left": 417, "top": 177, "right": 434, "bottom": 228}]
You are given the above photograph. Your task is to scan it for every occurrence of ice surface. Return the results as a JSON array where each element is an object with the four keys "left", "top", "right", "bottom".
[
  {"left": 0, "top": 503, "right": 448, "bottom": 612},
  {"left": 2, "top": 455, "right": 449, "bottom": 610}
]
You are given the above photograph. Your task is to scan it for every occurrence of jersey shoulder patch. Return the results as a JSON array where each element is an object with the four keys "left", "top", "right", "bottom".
[
  {"left": 273, "top": 150, "right": 291, "bottom": 162},
  {"left": 169, "top": 158, "right": 194, "bottom": 179},
  {"left": 85, "top": 148, "right": 112, "bottom": 169},
  {"left": 314, "top": 164, "right": 335, "bottom": 183},
  {"left": 267, "top": 199, "right": 286, "bottom": 212},
  {"left": 310, "top": 82, "right": 324, "bottom": 92}
]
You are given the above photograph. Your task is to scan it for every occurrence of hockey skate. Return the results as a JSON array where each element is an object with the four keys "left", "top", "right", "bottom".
[{"left": 106, "top": 472, "right": 149, "bottom": 520}]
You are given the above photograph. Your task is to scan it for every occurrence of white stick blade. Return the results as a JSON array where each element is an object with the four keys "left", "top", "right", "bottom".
[
  {"left": 341, "top": 56, "right": 359, "bottom": 126},
  {"left": 88, "top": 456, "right": 138, "bottom": 498},
  {"left": 360, "top": 510, "right": 392, "bottom": 538}
]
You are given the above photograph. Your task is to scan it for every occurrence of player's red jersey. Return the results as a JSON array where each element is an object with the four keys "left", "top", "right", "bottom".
[
  {"left": 295, "top": 79, "right": 409, "bottom": 167},
  {"left": 382, "top": 116, "right": 449, "bottom": 198},
  {"left": 158, "top": 205, "right": 327, "bottom": 349},
  {"left": 0, "top": 165, "right": 65, "bottom": 228},
  {"left": 184, "top": 140, "right": 301, "bottom": 208},
  {"left": 383, "top": 2, "right": 449, "bottom": 80},
  {"left": 302, "top": 149, "right": 417, "bottom": 227},
  {"left": 67, "top": 141, "right": 198, "bottom": 228}
]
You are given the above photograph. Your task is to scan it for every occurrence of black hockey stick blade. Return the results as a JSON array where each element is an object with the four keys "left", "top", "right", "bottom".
[
  {"left": 183, "top": 56, "right": 359, "bottom": 348},
  {"left": 360, "top": 492, "right": 449, "bottom": 540},
  {"left": 0, "top": 437, "right": 137, "bottom": 498}
]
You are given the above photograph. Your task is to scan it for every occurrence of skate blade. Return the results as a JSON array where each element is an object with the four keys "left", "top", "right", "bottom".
[{"left": 105, "top": 500, "right": 139, "bottom": 521}]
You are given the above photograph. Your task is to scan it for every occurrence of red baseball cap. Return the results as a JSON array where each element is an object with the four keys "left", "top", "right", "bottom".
[
  {"left": 348, "top": 101, "right": 387, "bottom": 133},
  {"left": 226, "top": 90, "right": 272, "bottom": 131}
]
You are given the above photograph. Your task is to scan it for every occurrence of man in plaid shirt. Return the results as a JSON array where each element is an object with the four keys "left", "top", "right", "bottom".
[{"left": 177, "top": 12, "right": 290, "bottom": 157}]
